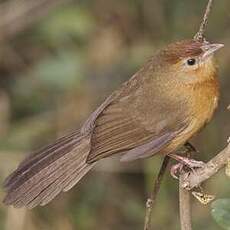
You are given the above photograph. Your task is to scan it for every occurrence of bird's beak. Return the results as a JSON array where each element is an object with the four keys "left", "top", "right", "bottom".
[{"left": 201, "top": 43, "right": 224, "bottom": 59}]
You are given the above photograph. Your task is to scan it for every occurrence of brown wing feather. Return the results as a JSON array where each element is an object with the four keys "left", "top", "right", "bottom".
[
  {"left": 87, "top": 101, "right": 188, "bottom": 163},
  {"left": 88, "top": 109, "right": 153, "bottom": 162}
]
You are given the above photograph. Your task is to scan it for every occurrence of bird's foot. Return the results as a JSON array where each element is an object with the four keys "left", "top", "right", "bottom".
[
  {"left": 169, "top": 154, "right": 205, "bottom": 179},
  {"left": 170, "top": 163, "right": 184, "bottom": 179}
]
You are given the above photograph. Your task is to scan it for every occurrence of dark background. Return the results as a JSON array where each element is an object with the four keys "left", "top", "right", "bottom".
[{"left": 0, "top": 0, "right": 229, "bottom": 229}]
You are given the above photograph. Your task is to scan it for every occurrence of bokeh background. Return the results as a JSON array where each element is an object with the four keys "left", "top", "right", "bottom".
[{"left": 0, "top": 0, "right": 229, "bottom": 229}]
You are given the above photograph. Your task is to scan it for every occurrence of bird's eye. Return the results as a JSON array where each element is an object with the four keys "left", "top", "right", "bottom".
[{"left": 186, "top": 58, "right": 196, "bottom": 66}]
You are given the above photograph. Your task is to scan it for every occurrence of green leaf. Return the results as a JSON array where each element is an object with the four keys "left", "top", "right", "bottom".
[{"left": 211, "top": 199, "right": 230, "bottom": 230}]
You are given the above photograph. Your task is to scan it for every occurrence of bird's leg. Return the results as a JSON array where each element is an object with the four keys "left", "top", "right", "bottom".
[{"left": 170, "top": 143, "right": 202, "bottom": 179}]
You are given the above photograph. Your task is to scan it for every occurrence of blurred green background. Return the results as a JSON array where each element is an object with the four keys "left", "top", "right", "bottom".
[{"left": 0, "top": 0, "right": 229, "bottom": 229}]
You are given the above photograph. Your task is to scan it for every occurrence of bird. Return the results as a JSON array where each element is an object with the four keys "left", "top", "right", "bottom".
[{"left": 3, "top": 39, "right": 223, "bottom": 209}]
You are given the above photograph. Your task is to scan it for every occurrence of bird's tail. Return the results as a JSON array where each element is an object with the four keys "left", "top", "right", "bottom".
[{"left": 3, "top": 131, "right": 94, "bottom": 209}]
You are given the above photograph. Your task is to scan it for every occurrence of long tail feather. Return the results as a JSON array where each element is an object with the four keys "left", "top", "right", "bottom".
[
  {"left": 4, "top": 130, "right": 81, "bottom": 188},
  {"left": 3, "top": 132, "right": 94, "bottom": 208}
]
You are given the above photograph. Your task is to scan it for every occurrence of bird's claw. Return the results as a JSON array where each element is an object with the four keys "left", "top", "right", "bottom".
[
  {"left": 170, "top": 158, "right": 205, "bottom": 179},
  {"left": 183, "top": 158, "right": 205, "bottom": 169},
  {"left": 170, "top": 163, "right": 184, "bottom": 179}
]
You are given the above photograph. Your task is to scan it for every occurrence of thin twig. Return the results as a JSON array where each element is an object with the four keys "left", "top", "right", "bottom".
[
  {"left": 194, "top": 0, "right": 214, "bottom": 41},
  {"left": 179, "top": 174, "right": 192, "bottom": 230},
  {"left": 181, "top": 142, "right": 230, "bottom": 190},
  {"left": 144, "top": 156, "right": 170, "bottom": 230}
]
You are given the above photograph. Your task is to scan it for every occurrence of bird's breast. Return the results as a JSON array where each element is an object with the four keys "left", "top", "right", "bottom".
[
  {"left": 161, "top": 79, "right": 219, "bottom": 155},
  {"left": 187, "top": 78, "right": 219, "bottom": 134}
]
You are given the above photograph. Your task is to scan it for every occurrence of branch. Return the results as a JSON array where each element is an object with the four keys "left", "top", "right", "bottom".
[
  {"left": 181, "top": 141, "right": 230, "bottom": 190},
  {"left": 143, "top": 156, "right": 170, "bottom": 230},
  {"left": 179, "top": 174, "right": 192, "bottom": 230},
  {"left": 194, "top": 0, "right": 214, "bottom": 41}
]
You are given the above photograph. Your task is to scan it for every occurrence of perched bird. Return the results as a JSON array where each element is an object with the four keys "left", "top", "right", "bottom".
[{"left": 3, "top": 39, "right": 223, "bottom": 208}]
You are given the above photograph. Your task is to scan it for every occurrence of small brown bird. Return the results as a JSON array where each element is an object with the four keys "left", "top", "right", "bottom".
[{"left": 3, "top": 39, "right": 223, "bottom": 208}]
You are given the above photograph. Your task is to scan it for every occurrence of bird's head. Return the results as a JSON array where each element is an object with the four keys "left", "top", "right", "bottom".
[{"left": 158, "top": 39, "right": 224, "bottom": 84}]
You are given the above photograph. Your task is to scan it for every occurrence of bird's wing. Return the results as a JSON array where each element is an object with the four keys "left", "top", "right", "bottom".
[
  {"left": 86, "top": 99, "right": 188, "bottom": 163},
  {"left": 84, "top": 70, "right": 190, "bottom": 163},
  {"left": 120, "top": 132, "right": 178, "bottom": 162}
]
